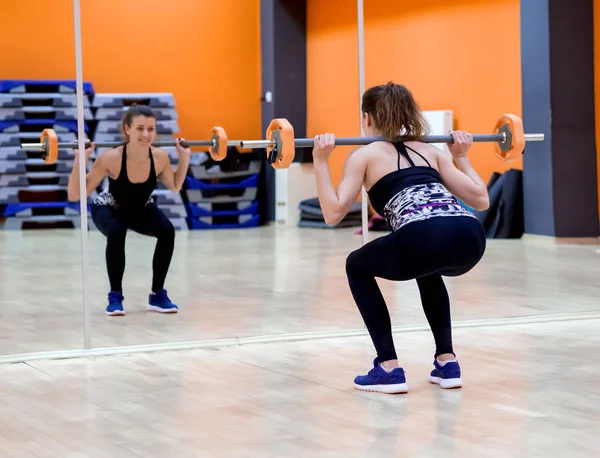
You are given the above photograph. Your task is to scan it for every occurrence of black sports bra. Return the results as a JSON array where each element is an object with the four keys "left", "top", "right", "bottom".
[
  {"left": 366, "top": 142, "right": 475, "bottom": 231},
  {"left": 108, "top": 143, "right": 157, "bottom": 210},
  {"left": 367, "top": 142, "right": 441, "bottom": 218}
]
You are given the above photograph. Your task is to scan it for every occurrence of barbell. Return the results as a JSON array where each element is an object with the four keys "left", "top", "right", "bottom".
[
  {"left": 20, "top": 126, "right": 230, "bottom": 164},
  {"left": 239, "top": 114, "right": 544, "bottom": 169},
  {"left": 20, "top": 113, "right": 544, "bottom": 169}
]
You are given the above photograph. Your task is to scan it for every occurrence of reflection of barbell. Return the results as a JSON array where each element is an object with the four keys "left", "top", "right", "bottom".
[
  {"left": 239, "top": 114, "right": 544, "bottom": 169},
  {"left": 20, "top": 127, "right": 230, "bottom": 164}
]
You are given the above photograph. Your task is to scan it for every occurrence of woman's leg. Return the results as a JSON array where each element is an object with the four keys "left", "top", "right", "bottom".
[
  {"left": 91, "top": 205, "right": 128, "bottom": 315},
  {"left": 417, "top": 218, "right": 486, "bottom": 389},
  {"left": 92, "top": 205, "right": 128, "bottom": 291},
  {"left": 346, "top": 216, "right": 486, "bottom": 392},
  {"left": 416, "top": 274, "right": 453, "bottom": 358},
  {"left": 346, "top": 230, "right": 434, "bottom": 366},
  {"left": 128, "top": 203, "right": 177, "bottom": 313},
  {"left": 346, "top": 228, "right": 441, "bottom": 394}
]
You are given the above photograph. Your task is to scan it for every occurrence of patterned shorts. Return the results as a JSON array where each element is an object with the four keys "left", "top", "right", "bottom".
[{"left": 383, "top": 182, "right": 476, "bottom": 231}]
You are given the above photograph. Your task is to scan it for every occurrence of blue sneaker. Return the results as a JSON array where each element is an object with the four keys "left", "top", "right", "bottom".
[
  {"left": 354, "top": 357, "right": 409, "bottom": 394},
  {"left": 429, "top": 358, "right": 462, "bottom": 389},
  {"left": 106, "top": 291, "right": 125, "bottom": 316},
  {"left": 147, "top": 289, "right": 178, "bottom": 313}
]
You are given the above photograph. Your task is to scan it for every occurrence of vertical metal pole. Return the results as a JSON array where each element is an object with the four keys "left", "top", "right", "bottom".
[
  {"left": 73, "top": 0, "right": 91, "bottom": 349},
  {"left": 357, "top": 0, "right": 368, "bottom": 245}
]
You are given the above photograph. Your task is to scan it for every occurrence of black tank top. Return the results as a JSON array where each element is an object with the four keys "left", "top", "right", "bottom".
[
  {"left": 108, "top": 143, "right": 157, "bottom": 211},
  {"left": 367, "top": 142, "right": 474, "bottom": 231}
]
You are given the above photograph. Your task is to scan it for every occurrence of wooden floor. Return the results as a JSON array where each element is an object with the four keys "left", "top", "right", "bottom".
[{"left": 0, "top": 226, "right": 599, "bottom": 456}]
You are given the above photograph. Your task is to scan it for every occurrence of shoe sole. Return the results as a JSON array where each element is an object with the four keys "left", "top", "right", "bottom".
[
  {"left": 147, "top": 304, "right": 178, "bottom": 314},
  {"left": 429, "top": 376, "right": 462, "bottom": 389},
  {"left": 106, "top": 310, "right": 125, "bottom": 316},
  {"left": 354, "top": 382, "right": 409, "bottom": 394}
]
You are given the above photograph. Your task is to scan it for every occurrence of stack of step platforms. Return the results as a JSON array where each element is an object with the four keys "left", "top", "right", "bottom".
[
  {"left": 90, "top": 92, "right": 187, "bottom": 230},
  {"left": 0, "top": 80, "right": 97, "bottom": 230},
  {"left": 183, "top": 147, "right": 263, "bottom": 230}
]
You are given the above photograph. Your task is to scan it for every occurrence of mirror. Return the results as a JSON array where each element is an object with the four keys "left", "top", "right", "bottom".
[
  {"left": 0, "top": 0, "right": 86, "bottom": 357},
  {"left": 79, "top": 1, "right": 265, "bottom": 348}
]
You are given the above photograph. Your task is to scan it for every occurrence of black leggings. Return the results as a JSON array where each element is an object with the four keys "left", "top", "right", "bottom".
[
  {"left": 345, "top": 216, "right": 486, "bottom": 362},
  {"left": 91, "top": 202, "right": 175, "bottom": 293}
]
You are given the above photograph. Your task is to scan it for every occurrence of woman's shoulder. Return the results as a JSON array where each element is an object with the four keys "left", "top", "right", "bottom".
[
  {"left": 150, "top": 147, "right": 172, "bottom": 171},
  {"left": 405, "top": 141, "right": 443, "bottom": 166},
  {"left": 405, "top": 140, "right": 441, "bottom": 153},
  {"left": 150, "top": 146, "right": 170, "bottom": 162},
  {"left": 150, "top": 146, "right": 169, "bottom": 156},
  {"left": 96, "top": 145, "right": 123, "bottom": 163}
]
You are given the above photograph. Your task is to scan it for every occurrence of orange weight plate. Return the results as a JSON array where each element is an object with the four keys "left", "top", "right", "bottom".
[
  {"left": 41, "top": 129, "right": 58, "bottom": 164},
  {"left": 266, "top": 118, "right": 295, "bottom": 169},
  {"left": 494, "top": 114, "right": 525, "bottom": 162},
  {"left": 209, "top": 126, "right": 228, "bottom": 161}
]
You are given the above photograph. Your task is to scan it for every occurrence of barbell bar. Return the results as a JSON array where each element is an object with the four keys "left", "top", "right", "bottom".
[
  {"left": 20, "top": 126, "right": 231, "bottom": 164},
  {"left": 241, "top": 134, "right": 546, "bottom": 149},
  {"left": 240, "top": 113, "right": 545, "bottom": 169}
]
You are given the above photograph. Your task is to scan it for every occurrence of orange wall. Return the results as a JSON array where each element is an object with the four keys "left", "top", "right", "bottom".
[
  {"left": 307, "top": 1, "right": 361, "bottom": 186},
  {"left": 0, "top": 0, "right": 261, "bottom": 143},
  {"left": 307, "top": 0, "right": 522, "bottom": 188}
]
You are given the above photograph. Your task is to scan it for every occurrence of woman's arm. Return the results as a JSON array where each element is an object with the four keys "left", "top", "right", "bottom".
[
  {"left": 67, "top": 143, "right": 108, "bottom": 201},
  {"left": 313, "top": 133, "right": 367, "bottom": 226},
  {"left": 156, "top": 138, "right": 191, "bottom": 193},
  {"left": 437, "top": 131, "right": 489, "bottom": 211}
]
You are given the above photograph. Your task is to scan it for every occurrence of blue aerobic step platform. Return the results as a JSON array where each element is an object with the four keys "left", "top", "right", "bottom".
[
  {"left": 0, "top": 146, "right": 74, "bottom": 161},
  {"left": 183, "top": 177, "right": 258, "bottom": 203},
  {"left": 0, "top": 172, "right": 70, "bottom": 187},
  {"left": 184, "top": 174, "right": 258, "bottom": 191},
  {"left": 92, "top": 93, "right": 175, "bottom": 108},
  {"left": 0, "top": 80, "right": 95, "bottom": 95},
  {"left": 185, "top": 201, "right": 260, "bottom": 229},
  {"left": 94, "top": 106, "right": 176, "bottom": 120},
  {"left": 2, "top": 201, "right": 87, "bottom": 218},
  {"left": 0, "top": 119, "right": 89, "bottom": 134},
  {"left": 0, "top": 106, "right": 94, "bottom": 121},
  {"left": 186, "top": 214, "right": 260, "bottom": 230},
  {"left": 0, "top": 159, "right": 72, "bottom": 174},
  {"left": 182, "top": 175, "right": 260, "bottom": 229},
  {"left": 1, "top": 215, "right": 97, "bottom": 231},
  {"left": 0, "top": 186, "right": 98, "bottom": 204},
  {"left": 188, "top": 160, "right": 261, "bottom": 180},
  {"left": 185, "top": 201, "right": 258, "bottom": 218},
  {"left": 0, "top": 93, "right": 89, "bottom": 108}
]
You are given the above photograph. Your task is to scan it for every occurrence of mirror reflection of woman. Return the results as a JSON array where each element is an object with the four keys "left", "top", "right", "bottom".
[{"left": 68, "top": 105, "right": 190, "bottom": 316}]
